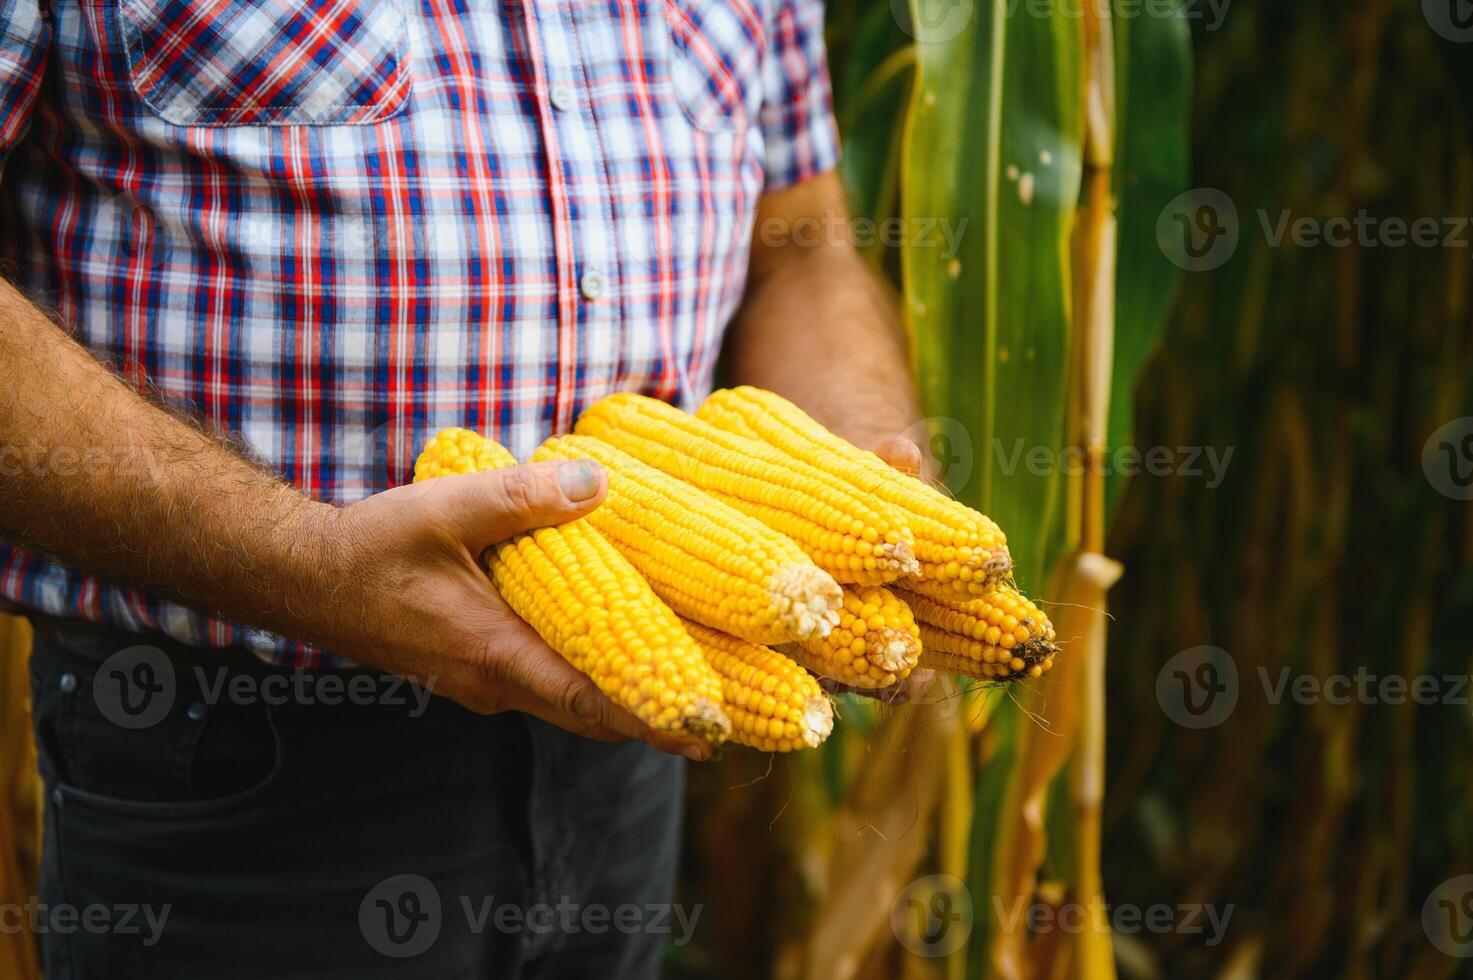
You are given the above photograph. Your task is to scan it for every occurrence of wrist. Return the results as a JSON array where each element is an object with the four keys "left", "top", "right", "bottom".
[
  {"left": 801, "top": 397, "right": 922, "bottom": 456},
  {"left": 253, "top": 491, "right": 353, "bottom": 647}
]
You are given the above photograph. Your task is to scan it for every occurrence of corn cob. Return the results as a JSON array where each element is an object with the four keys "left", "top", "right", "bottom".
[
  {"left": 784, "top": 586, "right": 921, "bottom": 690},
  {"left": 697, "top": 386, "right": 1012, "bottom": 597},
  {"left": 532, "top": 434, "right": 841, "bottom": 644},
  {"left": 574, "top": 392, "right": 917, "bottom": 586},
  {"left": 413, "top": 428, "right": 731, "bottom": 741},
  {"left": 683, "top": 620, "right": 834, "bottom": 751},
  {"left": 902, "top": 587, "right": 1059, "bottom": 680},
  {"left": 917, "top": 644, "right": 1055, "bottom": 681}
]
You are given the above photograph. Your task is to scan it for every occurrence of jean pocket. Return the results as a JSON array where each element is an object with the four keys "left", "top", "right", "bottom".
[
  {"left": 115, "top": 0, "right": 412, "bottom": 127},
  {"left": 32, "top": 635, "right": 288, "bottom": 819},
  {"left": 662, "top": 0, "right": 764, "bottom": 132},
  {"left": 50, "top": 704, "right": 287, "bottom": 822}
]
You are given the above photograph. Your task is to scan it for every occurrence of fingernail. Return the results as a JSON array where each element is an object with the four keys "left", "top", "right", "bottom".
[
  {"left": 558, "top": 460, "right": 602, "bottom": 501},
  {"left": 681, "top": 745, "right": 708, "bottom": 762}
]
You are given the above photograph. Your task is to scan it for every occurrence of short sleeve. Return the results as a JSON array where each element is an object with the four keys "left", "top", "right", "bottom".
[
  {"left": 0, "top": 0, "right": 50, "bottom": 171},
  {"left": 759, "top": 0, "right": 840, "bottom": 190}
]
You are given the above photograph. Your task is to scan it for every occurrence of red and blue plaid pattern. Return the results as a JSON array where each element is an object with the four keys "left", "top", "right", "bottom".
[{"left": 0, "top": 0, "right": 839, "bottom": 666}]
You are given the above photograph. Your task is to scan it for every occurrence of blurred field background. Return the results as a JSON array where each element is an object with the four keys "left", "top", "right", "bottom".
[
  {"left": 676, "top": 0, "right": 1473, "bottom": 978},
  {"left": 5, "top": 0, "right": 1473, "bottom": 978},
  {"left": 1, "top": 616, "right": 41, "bottom": 979}
]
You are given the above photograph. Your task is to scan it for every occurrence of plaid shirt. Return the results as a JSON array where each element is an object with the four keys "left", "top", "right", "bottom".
[{"left": 0, "top": 0, "right": 839, "bottom": 665}]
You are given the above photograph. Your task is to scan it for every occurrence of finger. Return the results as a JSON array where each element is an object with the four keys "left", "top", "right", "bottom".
[
  {"left": 495, "top": 642, "right": 713, "bottom": 761},
  {"left": 817, "top": 676, "right": 892, "bottom": 699},
  {"left": 873, "top": 435, "right": 923, "bottom": 477},
  {"left": 434, "top": 459, "right": 608, "bottom": 552},
  {"left": 817, "top": 668, "right": 938, "bottom": 704},
  {"left": 892, "top": 668, "right": 940, "bottom": 704}
]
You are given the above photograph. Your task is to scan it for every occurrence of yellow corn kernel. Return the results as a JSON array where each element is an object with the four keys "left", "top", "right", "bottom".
[
  {"left": 533, "top": 435, "right": 841, "bottom": 644},
  {"left": 698, "top": 386, "right": 1012, "bottom": 597},
  {"left": 413, "top": 428, "right": 731, "bottom": 741},
  {"left": 683, "top": 620, "right": 833, "bottom": 751},
  {"left": 918, "top": 644, "right": 1056, "bottom": 681},
  {"left": 902, "top": 586, "right": 1059, "bottom": 681},
  {"left": 574, "top": 392, "right": 917, "bottom": 586},
  {"left": 785, "top": 586, "right": 921, "bottom": 690}
]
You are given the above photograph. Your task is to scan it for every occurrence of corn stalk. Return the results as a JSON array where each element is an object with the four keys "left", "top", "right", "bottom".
[
  {"left": 680, "top": 0, "right": 1187, "bottom": 973},
  {"left": 1067, "top": 0, "right": 1118, "bottom": 973}
]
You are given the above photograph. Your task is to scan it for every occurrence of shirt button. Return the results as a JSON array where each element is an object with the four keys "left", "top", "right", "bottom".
[
  {"left": 59, "top": 673, "right": 78, "bottom": 694},
  {"left": 550, "top": 85, "right": 575, "bottom": 112},
  {"left": 186, "top": 701, "right": 207, "bottom": 721},
  {"left": 580, "top": 270, "right": 607, "bottom": 301}
]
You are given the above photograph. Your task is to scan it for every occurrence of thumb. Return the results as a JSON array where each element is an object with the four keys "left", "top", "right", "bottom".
[
  {"left": 873, "top": 435, "right": 924, "bottom": 477},
  {"left": 438, "top": 459, "right": 607, "bottom": 551}
]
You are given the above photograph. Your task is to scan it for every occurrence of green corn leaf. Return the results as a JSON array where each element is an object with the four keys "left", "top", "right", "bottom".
[
  {"left": 902, "top": 1, "right": 1084, "bottom": 970},
  {"left": 902, "top": 0, "right": 1082, "bottom": 592}
]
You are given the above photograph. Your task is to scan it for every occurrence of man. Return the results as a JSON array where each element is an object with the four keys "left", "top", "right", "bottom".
[{"left": 0, "top": 0, "right": 922, "bottom": 974}]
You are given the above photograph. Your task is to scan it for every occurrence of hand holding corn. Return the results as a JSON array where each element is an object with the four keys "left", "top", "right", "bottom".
[
  {"left": 412, "top": 388, "right": 1059, "bottom": 753},
  {"left": 332, "top": 442, "right": 720, "bottom": 759},
  {"left": 414, "top": 430, "right": 731, "bottom": 746}
]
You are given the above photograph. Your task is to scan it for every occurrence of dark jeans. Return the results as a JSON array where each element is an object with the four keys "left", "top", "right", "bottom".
[{"left": 26, "top": 616, "right": 685, "bottom": 979}]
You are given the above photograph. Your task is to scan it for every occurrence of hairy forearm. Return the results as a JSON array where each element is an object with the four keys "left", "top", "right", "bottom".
[
  {"left": 725, "top": 177, "right": 921, "bottom": 450},
  {"left": 0, "top": 278, "right": 338, "bottom": 638}
]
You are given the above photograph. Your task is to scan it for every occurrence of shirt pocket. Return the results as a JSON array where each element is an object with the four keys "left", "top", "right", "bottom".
[
  {"left": 116, "top": 0, "right": 412, "bottom": 127},
  {"left": 662, "top": 0, "right": 765, "bottom": 132}
]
